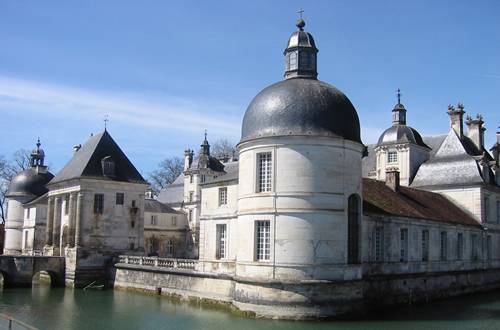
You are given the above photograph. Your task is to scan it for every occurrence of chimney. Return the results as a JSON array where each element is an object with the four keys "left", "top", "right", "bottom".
[
  {"left": 447, "top": 103, "right": 465, "bottom": 138},
  {"left": 385, "top": 167, "right": 400, "bottom": 192},
  {"left": 184, "top": 149, "right": 193, "bottom": 171},
  {"left": 490, "top": 128, "right": 500, "bottom": 166},
  {"left": 466, "top": 113, "right": 485, "bottom": 152}
]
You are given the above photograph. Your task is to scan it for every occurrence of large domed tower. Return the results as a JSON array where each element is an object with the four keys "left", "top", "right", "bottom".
[
  {"left": 233, "top": 19, "right": 365, "bottom": 316},
  {"left": 3, "top": 139, "right": 54, "bottom": 255}
]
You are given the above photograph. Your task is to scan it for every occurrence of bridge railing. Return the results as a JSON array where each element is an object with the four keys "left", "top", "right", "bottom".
[
  {"left": 118, "top": 255, "right": 198, "bottom": 271},
  {"left": 0, "top": 313, "right": 38, "bottom": 330}
]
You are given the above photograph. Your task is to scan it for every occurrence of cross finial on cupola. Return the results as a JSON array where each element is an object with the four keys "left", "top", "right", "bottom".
[
  {"left": 392, "top": 88, "right": 407, "bottom": 125},
  {"left": 397, "top": 88, "right": 401, "bottom": 105},
  {"left": 296, "top": 9, "right": 305, "bottom": 31},
  {"left": 104, "top": 114, "right": 109, "bottom": 131}
]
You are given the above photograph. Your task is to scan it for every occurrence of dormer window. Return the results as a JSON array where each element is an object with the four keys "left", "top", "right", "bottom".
[{"left": 101, "top": 156, "right": 116, "bottom": 178}]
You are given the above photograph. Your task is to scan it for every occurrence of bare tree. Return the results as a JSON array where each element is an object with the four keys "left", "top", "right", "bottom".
[
  {"left": 148, "top": 157, "right": 184, "bottom": 196},
  {"left": 211, "top": 139, "right": 236, "bottom": 160},
  {"left": 0, "top": 149, "right": 32, "bottom": 224}
]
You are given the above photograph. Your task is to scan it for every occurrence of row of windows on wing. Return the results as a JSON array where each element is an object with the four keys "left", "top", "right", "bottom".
[
  {"left": 93, "top": 193, "right": 137, "bottom": 214},
  {"left": 373, "top": 227, "right": 493, "bottom": 263},
  {"left": 285, "top": 50, "right": 316, "bottom": 72}
]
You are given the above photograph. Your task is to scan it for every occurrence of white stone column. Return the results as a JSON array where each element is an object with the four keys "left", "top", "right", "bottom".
[
  {"left": 68, "top": 193, "right": 76, "bottom": 247},
  {"left": 52, "top": 196, "right": 61, "bottom": 255},
  {"left": 74, "top": 191, "right": 83, "bottom": 247},
  {"left": 45, "top": 196, "right": 54, "bottom": 246}
]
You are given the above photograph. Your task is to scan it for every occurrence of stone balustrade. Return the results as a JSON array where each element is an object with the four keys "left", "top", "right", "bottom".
[{"left": 118, "top": 255, "right": 198, "bottom": 271}]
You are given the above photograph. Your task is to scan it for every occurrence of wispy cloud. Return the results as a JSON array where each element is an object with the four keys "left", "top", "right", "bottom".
[
  {"left": 479, "top": 74, "right": 500, "bottom": 79},
  {"left": 0, "top": 76, "right": 242, "bottom": 139}
]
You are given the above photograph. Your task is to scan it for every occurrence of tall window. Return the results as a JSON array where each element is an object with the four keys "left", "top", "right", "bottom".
[
  {"left": 400, "top": 228, "right": 408, "bottom": 262},
  {"left": 64, "top": 195, "right": 70, "bottom": 215},
  {"left": 150, "top": 215, "right": 157, "bottom": 225},
  {"left": 440, "top": 231, "right": 447, "bottom": 261},
  {"left": 24, "top": 230, "right": 28, "bottom": 250},
  {"left": 216, "top": 224, "right": 227, "bottom": 259},
  {"left": 116, "top": 192, "right": 124, "bottom": 205},
  {"left": 256, "top": 220, "right": 270, "bottom": 261},
  {"left": 257, "top": 153, "right": 272, "bottom": 192},
  {"left": 101, "top": 156, "right": 115, "bottom": 177},
  {"left": 457, "top": 233, "right": 464, "bottom": 260},
  {"left": 484, "top": 196, "right": 490, "bottom": 222},
  {"left": 387, "top": 151, "right": 398, "bottom": 164},
  {"left": 347, "top": 194, "right": 360, "bottom": 264},
  {"left": 166, "top": 240, "right": 174, "bottom": 256},
  {"left": 471, "top": 234, "right": 479, "bottom": 261},
  {"left": 172, "top": 216, "right": 177, "bottom": 226},
  {"left": 288, "top": 51, "right": 297, "bottom": 70},
  {"left": 219, "top": 187, "right": 228, "bottom": 206},
  {"left": 189, "top": 175, "right": 193, "bottom": 184},
  {"left": 94, "top": 194, "right": 104, "bottom": 214},
  {"left": 188, "top": 209, "right": 193, "bottom": 222},
  {"left": 201, "top": 174, "right": 206, "bottom": 183},
  {"left": 189, "top": 191, "right": 194, "bottom": 202},
  {"left": 374, "top": 226, "right": 384, "bottom": 262},
  {"left": 422, "top": 230, "right": 429, "bottom": 262},
  {"left": 26, "top": 208, "right": 31, "bottom": 219},
  {"left": 487, "top": 235, "right": 492, "bottom": 260}
]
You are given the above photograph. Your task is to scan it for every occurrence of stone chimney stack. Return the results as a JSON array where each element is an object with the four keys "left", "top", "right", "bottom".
[
  {"left": 447, "top": 103, "right": 465, "bottom": 138},
  {"left": 491, "top": 128, "right": 500, "bottom": 166},
  {"left": 466, "top": 114, "right": 485, "bottom": 152},
  {"left": 385, "top": 167, "right": 400, "bottom": 192},
  {"left": 184, "top": 149, "right": 193, "bottom": 171}
]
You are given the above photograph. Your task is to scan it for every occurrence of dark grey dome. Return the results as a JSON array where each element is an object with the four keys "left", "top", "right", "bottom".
[
  {"left": 6, "top": 168, "right": 54, "bottom": 199},
  {"left": 377, "top": 125, "right": 429, "bottom": 148},
  {"left": 286, "top": 30, "right": 317, "bottom": 50},
  {"left": 241, "top": 78, "right": 362, "bottom": 143}
]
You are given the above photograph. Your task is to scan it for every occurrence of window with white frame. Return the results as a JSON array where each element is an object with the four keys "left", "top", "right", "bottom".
[
  {"left": 116, "top": 192, "right": 124, "bottom": 205},
  {"left": 422, "top": 230, "right": 429, "bottom": 262},
  {"left": 400, "top": 228, "right": 408, "bottom": 262},
  {"left": 374, "top": 226, "right": 384, "bottom": 262},
  {"left": 190, "top": 175, "right": 193, "bottom": 183},
  {"left": 26, "top": 208, "right": 31, "bottom": 219},
  {"left": 216, "top": 224, "right": 227, "bottom": 259},
  {"left": 201, "top": 174, "right": 206, "bottom": 183},
  {"left": 440, "top": 231, "right": 448, "bottom": 261},
  {"left": 64, "top": 195, "right": 70, "bottom": 215},
  {"left": 457, "top": 232, "right": 464, "bottom": 260},
  {"left": 150, "top": 215, "right": 157, "bottom": 225},
  {"left": 219, "top": 187, "right": 227, "bottom": 206},
  {"left": 257, "top": 152, "right": 272, "bottom": 192},
  {"left": 387, "top": 151, "right": 398, "bottom": 164},
  {"left": 189, "top": 191, "right": 194, "bottom": 202},
  {"left": 172, "top": 216, "right": 177, "bottom": 226},
  {"left": 256, "top": 220, "right": 271, "bottom": 261},
  {"left": 94, "top": 194, "right": 104, "bottom": 214}
]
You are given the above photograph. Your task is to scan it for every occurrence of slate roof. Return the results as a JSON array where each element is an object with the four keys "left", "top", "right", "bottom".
[
  {"left": 201, "top": 161, "right": 239, "bottom": 185},
  {"left": 377, "top": 125, "right": 430, "bottom": 149},
  {"left": 157, "top": 173, "right": 184, "bottom": 206},
  {"left": 363, "top": 178, "right": 481, "bottom": 227},
  {"left": 49, "top": 130, "right": 146, "bottom": 185},
  {"left": 144, "top": 198, "right": 183, "bottom": 214},
  {"left": 411, "top": 130, "right": 484, "bottom": 188}
]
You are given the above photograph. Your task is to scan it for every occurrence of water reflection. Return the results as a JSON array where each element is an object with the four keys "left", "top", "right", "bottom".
[{"left": 1, "top": 287, "right": 500, "bottom": 330}]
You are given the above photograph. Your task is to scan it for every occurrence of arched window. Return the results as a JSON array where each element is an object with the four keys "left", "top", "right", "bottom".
[
  {"left": 101, "top": 156, "right": 116, "bottom": 178},
  {"left": 347, "top": 194, "right": 360, "bottom": 264}
]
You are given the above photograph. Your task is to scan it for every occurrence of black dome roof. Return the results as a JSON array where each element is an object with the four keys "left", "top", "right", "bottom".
[
  {"left": 377, "top": 125, "right": 429, "bottom": 148},
  {"left": 6, "top": 168, "right": 54, "bottom": 199},
  {"left": 240, "top": 78, "right": 362, "bottom": 143}
]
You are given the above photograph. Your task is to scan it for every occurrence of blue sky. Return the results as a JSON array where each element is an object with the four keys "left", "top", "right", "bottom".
[{"left": 0, "top": 0, "right": 499, "bottom": 176}]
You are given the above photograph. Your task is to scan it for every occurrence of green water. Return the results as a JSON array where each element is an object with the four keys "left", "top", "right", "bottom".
[{"left": 2, "top": 287, "right": 500, "bottom": 330}]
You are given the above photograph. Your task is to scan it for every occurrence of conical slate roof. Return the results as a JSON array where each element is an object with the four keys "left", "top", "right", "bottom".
[{"left": 49, "top": 130, "right": 146, "bottom": 185}]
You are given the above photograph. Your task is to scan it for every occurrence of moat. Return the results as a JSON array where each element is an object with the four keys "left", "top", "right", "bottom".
[{"left": 2, "top": 287, "right": 500, "bottom": 330}]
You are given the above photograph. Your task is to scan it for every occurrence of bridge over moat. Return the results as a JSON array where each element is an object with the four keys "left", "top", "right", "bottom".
[{"left": 0, "top": 255, "right": 65, "bottom": 287}]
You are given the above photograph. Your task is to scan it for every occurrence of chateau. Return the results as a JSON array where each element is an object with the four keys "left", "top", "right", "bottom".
[{"left": 2, "top": 19, "right": 500, "bottom": 319}]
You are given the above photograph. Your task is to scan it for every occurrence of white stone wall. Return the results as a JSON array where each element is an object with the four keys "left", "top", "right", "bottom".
[
  {"left": 431, "top": 187, "right": 482, "bottom": 220},
  {"left": 21, "top": 202, "right": 47, "bottom": 254},
  {"left": 375, "top": 144, "right": 429, "bottom": 186},
  {"left": 235, "top": 136, "right": 364, "bottom": 281},
  {"left": 144, "top": 210, "right": 188, "bottom": 257}
]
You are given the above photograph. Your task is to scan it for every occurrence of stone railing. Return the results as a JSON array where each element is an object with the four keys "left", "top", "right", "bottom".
[{"left": 118, "top": 255, "right": 198, "bottom": 271}]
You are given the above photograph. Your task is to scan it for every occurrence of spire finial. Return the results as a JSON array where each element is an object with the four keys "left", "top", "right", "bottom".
[
  {"left": 36, "top": 137, "right": 41, "bottom": 149},
  {"left": 204, "top": 129, "right": 207, "bottom": 141},
  {"left": 296, "top": 9, "right": 305, "bottom": 31},
  {"left": 104, "top": 114, "right": 109, "bottom": 131},
  {"left": 397, "top": 88, "right": 401, "bottom": 105}
]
